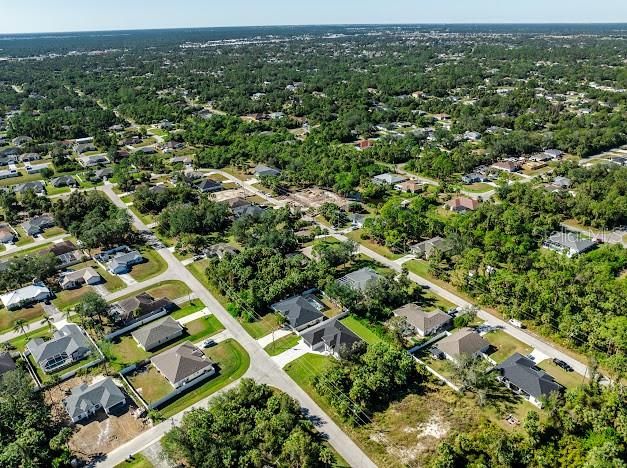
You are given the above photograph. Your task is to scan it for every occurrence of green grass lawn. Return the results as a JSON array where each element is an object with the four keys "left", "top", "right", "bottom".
[
  {"left": 484, "top": 330, "right": 533, "bottom": 363},
  {"left": 240, "top": 313, "right": 280, "bottom": 339},
  {"left": 537, "top": 359, "right": 588, "bottom": 389},
  {"left": 160, "top": 339, "right": 250, "bottom": 418},
  {"left": 0, "top": 172, "right": 42, "bottom": 187},
  {"left": 171, "top": 300, "right": 205, "bottom": 320},
  {"left": 14, "top": 226, "right": 34, "bottom": 247},
  {"left": 129, "top": 248, "right": 168, "bottom": 282},
  {"left": 44, "top": 184, "right": 71, "bottom": 196},
  {"left": 462, "top": 182, "right": 494, "bottom": 193},
  {"left": 1, "top": 241, "right": 52, "bottom": 260},
  {"left": 8, "top": 325, "right": 52, "bottom": 351},
  {"left": 0, "top": 304, "right": 45, "bottom": 333},
  {"left": 340, "top": 315, "right": 385, "bottom": 345},
  {"left": 107, "top": 315, "right": 224, "bottom": 369},
  {"left": 52, "top": 286, "right": 94, "bottom": 310},
  {"left": 42, "top": 226, "right": 66, "bottom": 238},
  {"left": 111, "top": 280, "right": 191, "bottom": 304},
  {"left": 115, "top": 453, "right": 153, "bottom": 468},
  {"left": 264, "top": 333, "right": 301, "bottom": 356},
  {"left": 129, "top": 205, "right": 156, "bottom": 225},
  {"left": 129, "top": 365, "right": 173, "bottom": 403},
  {"left": 147, "top": 127, "right": 168, "bottom": 137},
  {"left": 345, "top": 229, "right": 403, "bottom": 260}
]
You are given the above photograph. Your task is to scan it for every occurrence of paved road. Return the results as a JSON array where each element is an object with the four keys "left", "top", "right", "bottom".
[
  {"left": 0, "top": 233, "right": 68, "bottom": 259},
  {"left": 97, "top": 186, "right": 377, "bottom": 468},
  {"left": 330, "top": 233, "right": 592, "bottom": 379}
]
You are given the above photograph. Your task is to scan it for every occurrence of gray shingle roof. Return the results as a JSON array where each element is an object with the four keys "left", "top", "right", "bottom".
[
  {"left": 496, "top": 353, "right": 562, "bottom": 400},
  {"left": 64, "top": 377, "right": 126, "bottom": 420},
  {"left": 150, "top": 341, "right": 213, "bottom": 386},
  {"left": 131, "top": 316, "right": 183, "bottom": 351},
  {"left": 27, "top": 324, "right": 90, "bottom": 365},
  {"left": 436, "top": 328, "right": 489, "bottom": 358},
  {"left": 393, "top": 303, "right": 451, "bottom": 334},
  {"left": 301, "top": 317, "right": 362, "bottom": 354},
  {"left": 337, "top": 267, "right": 381, "bottom": 292},
  {"left": 272, "top": 295, "right": 325, "bottom": 329}
]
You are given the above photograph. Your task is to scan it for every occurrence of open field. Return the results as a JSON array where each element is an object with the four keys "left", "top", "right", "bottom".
[
  {"left": 111, "top": 280, "right": 191, "bottom": 303},
  {"left": 52, "top": 285, "right": 94, "bottom": 310}
]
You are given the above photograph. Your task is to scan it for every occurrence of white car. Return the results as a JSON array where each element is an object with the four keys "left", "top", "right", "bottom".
[{"left": 508, "top": 318, "right": 523, "bottom": 328}]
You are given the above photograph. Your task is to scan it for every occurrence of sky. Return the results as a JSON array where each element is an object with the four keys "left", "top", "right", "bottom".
[{"left": 2, "top": 0, "right": 627, "bottom": 34}]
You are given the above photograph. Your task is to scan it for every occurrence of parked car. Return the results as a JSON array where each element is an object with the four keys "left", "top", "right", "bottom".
[
  {"left": 508, "top": 318, "right": 524, "bottom": 328},
  {"left": 553, "top": 358, "right": 574, "bottom": 372},
  {"left": 202, "top": 339, "right": 216, "bottom": 348}
]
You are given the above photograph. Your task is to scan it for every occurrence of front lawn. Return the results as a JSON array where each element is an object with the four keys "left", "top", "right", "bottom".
[
  {"left": 160, "top": 339, "right": 250, "bottom": 418},
  {"left": 8, "top": 325, "right": 52, "bottom": 351},
  {"left": 340, "top": 315, "right": 385, "bottom": 345},
  {"left": 0, "top": 304, "right": 45, "bottom": 333},
  {"left": 112, "top": 280, "right": 191, "bottom": 303},
  {"left": 42, "top": 226, "right": 66, "bottom": 238},
  {"left": 537, "top": 359, "right": 588, "bottom": 389},
  {"left": 129, "top": 249, "right": 168, "bottom": 282},
  {"left": 240, "top": 313, "right": 280, "bottom": 339},
  {"left": 171, "top": 300, "right": 205, "bottom": 320},
  {"left": 115, "top": 453, "right": 153, "bottom": 468},
  {"left": 52, "top": 286, "right": 94, "bottom": 310},
  {"left": 264, "top": 333, "right": 301, "bottom": 356},
  {"left": 484, "top": 330, "right": 533, "bottom": 363}
]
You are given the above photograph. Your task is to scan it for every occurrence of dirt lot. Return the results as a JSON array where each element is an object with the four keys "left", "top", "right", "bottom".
[
  {"left": 286, "top": 188, "right": 350, "bottom": 209},
  {"left": 44, "top": 375, "right": 150, "bottom": 460},
  {"left": 212, "top": 188, "right": 249, "bottom": 202}
]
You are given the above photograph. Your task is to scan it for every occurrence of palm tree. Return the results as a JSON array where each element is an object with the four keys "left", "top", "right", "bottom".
[
  {"left": 40, "top": 316, "right": 54, "bottom": 332},
  {"left": 12, "top": 319, "right": 28, "bottom": 337}
]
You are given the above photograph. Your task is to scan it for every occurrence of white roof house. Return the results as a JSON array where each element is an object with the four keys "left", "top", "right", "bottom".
[{"left": 0, "top": 283, "right": 51, "bottom": 310}]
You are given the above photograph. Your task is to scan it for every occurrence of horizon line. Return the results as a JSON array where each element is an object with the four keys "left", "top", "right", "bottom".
[{"left": 2, "top": 21, "right": 627, "bottom": 36}]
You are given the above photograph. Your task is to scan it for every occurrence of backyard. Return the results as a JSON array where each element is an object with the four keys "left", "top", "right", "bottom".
[{"left": 340, "top": 315, "right": 385, "bottom": 345}]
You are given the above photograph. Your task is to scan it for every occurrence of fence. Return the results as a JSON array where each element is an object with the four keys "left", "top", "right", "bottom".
[{"left": 104, "top": 309, "right": 169, "bottom": 341}]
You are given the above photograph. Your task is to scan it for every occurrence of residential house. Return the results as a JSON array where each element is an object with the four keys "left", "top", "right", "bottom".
[
  {"left": 151, "top": 341, "right": 215, "bottom": 388},
  {"left": 39, "top": 240, "right": 84, "bottom": 269},
  {"left": 196, "top": 178, "right": 222, "bottom": 193},
  {"left": 74, "top": 143, "right": 96, "bottom": 154},
  {"left": 21, "top": 215, "right": 55, "bottom": 236},
  {"left": 337, "top": 267, "right": 381, "bottom": 292},
  {"left": 552, "top": 176, "right": 572, "bottom": 189},
  {"left": 13, "top": 181, "right": 45, "bottom": 194},
  {"left": 254, "top": 164, "right": 281, "bottom": 178},
  {"left": 51, "top": 175, "right": 78, "bottom": 188},
  {"left": 461, "top": 173, "right": 485, "bottom": 184},
  {"left": 372, "top": 173, "right": 407, "bottom": 185},
  {"left": 103, "top": 249, "right": 143, "bottom": 274},
  {"left": 232, "top": 204, "right": 265, "bottom": 219},
  {"left": 544, "top": 149, "right": 564, "bottom": 159},
  {"left": 24, "top": 162, "right": 50, "bottom": 175},
  {"left": 19, "top": 152, "right": 41, "bottom": 162},
  {"left": 529, "top": 153, "right": 553, "bottom": 163},
  {"left": 138, "top": 146, "right": 156, "bottom": 155},
  {"left": 0, "top": 164, "right": 18, "bottom": 180},
  {"left": 394, "top": 180, "right": 423, "bottom": 193},
  {"left": 542, "top": 231, "right": 596, "bottom": 257},
  {"left": 496, "top": 353, "right": 563, "bottom": 408},
  {"left": 347, "top": 212, "right": 367, "bottom": 228},
  {"left": 446, "top": 196, "right": 480, "bottom": 213},
  {"left": 0, "top": 154, "right": 18, "bottom": 167},
  {"left": 205, "top": 243, "right": 239, "bottom": 260},
  {"left": 435, "top": 328, "right": 490, "bottom": 362},
  {"left": 392, "top": 303, "right": 451, "bottom": 337},
  {"left": 64, "top": 377, "right": 126, "bottom": 423},
  {"left": 0, "top": 225, "right": 16, "bottom": 244},
  {"left": 491, "top": 161, "right": 521, "bottom": 173},
  {"left": 111, "top": 292, "right": 173, "bottom": 323},
  {"left": 170, "top": 156, "right": 193, "bottom": 167},
  {"left": 0, "top": 283, "right": 51, "bottom": 310},
  {"left": 610, "top": 156, "right": 626, "bottom": 167},
  {"left": 301, "top": 317, "right": 363, "bottom": 357},
  {"left": 77, "top": 154, "right": 109, "bottom": 167},
  {"left": 91, "top": 167, "right": 114, "bottom": 182},
  {"left": 271, "top": 293, "right": 326, "bottom": 332},
  {"left": 355, "top": 139, "right": 374, "bottom": 150},
  {"left": 26, "top": 324, "right": 91, "bottom": 373},
  {"left": 410, "top": 236, "right": 453, "bottom": 259},
  {"left": 132, "top": 316, "right": 184, "bottom": 351},
  {"left": 0, "top": 353, "right": 16, "bottom": 378},
  {"left": 464, "top": 131, "right": 481, "bottom": 141},
  {"left": 59, "top": 267, "right": 102, "bottom": 290},
  {"left": 75, "top": 137, "right": 94, "bottom": 145}
]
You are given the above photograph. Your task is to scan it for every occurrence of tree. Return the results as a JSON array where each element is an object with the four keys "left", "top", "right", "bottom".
[
  {"left": 75, "top": 292, "right": 109, "bottom": 336},
  {"left": 449, "top": 354, "right": 501, "bottom": 407},
  {"left": 12, "top": 319, "right": 27, "bottom": 337},
  {"left": 162, "top": 379, "right": 335, "bottom": 467}
]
